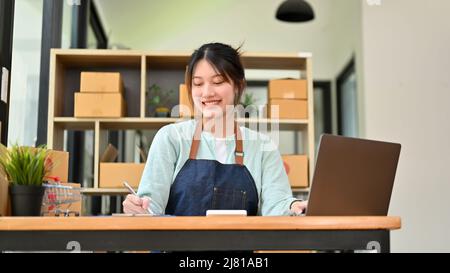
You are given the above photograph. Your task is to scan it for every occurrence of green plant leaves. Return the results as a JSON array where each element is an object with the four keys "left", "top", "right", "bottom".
[
  {"left": 147, "top": 83, "right": 174, "bottom": 108},
  {"left": 0, "top": 144, "right": 52, "bottom": 186},
  {"left": 241, "top": 93, "right": 257, "bottom": 107}
]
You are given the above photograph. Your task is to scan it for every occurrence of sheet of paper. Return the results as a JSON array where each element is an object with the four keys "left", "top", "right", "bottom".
[{"left": 112, "top": 213, "right": 154, "bottom": 217}]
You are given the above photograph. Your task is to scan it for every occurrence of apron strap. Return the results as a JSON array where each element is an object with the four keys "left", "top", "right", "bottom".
[
  {"left": 189, "top": 120, "right": 244, "bottom": 165},
  {"left": 234, "top": 121, "right": 244, "bottom": 165},
  {"left": 189, "top": 120, "right": 203, "bottom": 160}
]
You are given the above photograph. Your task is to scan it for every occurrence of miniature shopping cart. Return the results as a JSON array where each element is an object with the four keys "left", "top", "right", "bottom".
[{"left": 41, "top": 182, "right": 82, "bottom": 217}]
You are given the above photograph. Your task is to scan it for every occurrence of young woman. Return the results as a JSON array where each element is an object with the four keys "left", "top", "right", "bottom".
[{"left": 123, "top": 42, "right": 307, "bottom": 216}]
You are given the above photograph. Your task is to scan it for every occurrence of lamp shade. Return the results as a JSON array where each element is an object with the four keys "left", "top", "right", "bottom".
[{"left": 276, "top": 0, "right": 315, "bottom": 22}]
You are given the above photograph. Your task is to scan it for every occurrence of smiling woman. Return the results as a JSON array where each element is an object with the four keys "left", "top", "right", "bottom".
[
  {"left": 187, "top": 43, "right": 246, "bottom": 132},
  {"left": 186, "top": 43, "right": 246, "bottom": 108},
  {"left": 122, "top": 42, "right": 308, "bottom": 217}
]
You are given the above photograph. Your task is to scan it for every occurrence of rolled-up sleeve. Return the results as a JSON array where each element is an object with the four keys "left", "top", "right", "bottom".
[
  {"left": 259, "top": 138, "right": 297, "bottom": 216},
  {"left": 137, "top": 125, "right": 178, "bottom": 215}
]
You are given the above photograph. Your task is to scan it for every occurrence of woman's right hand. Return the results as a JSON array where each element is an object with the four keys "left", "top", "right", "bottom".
[{"left": 122, "top": 194, "right": 151, "bottom": 214}]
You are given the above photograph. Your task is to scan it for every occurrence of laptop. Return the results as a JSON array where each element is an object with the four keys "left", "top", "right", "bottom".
[{"left": 305, "top": 134, "right": 401, "bottom": 216}]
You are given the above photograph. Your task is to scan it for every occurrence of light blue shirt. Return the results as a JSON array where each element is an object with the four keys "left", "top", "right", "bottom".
[{"left": 137, "top": 119, "right": 297, "bottom": 216}]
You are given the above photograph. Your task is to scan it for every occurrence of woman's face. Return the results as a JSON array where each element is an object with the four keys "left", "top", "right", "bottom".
[{"left": 191, "top": 59, "right": 236, "bottom": 119}]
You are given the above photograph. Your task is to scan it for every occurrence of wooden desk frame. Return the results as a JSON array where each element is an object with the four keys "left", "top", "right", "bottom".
[{"left": 0, "top": 216, "right": 400, "bottom": 253}]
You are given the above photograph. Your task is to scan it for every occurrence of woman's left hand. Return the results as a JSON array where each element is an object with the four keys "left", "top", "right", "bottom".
[{"left": 290, "top": 200, "right": 308, "bottom": 215}]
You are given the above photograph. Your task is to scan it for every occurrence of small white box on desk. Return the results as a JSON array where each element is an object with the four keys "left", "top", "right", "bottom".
[{"left": 206, "top": 210, "right": 247, "bottom": 216}]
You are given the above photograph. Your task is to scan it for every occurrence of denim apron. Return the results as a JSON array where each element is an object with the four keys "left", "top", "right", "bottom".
[{"left": 165, "top": 121, "right": 258, "bottom": 216}]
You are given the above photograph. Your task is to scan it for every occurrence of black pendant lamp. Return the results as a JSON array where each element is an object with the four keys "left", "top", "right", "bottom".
[{"left": 276, "top": 0, "right": 315, "bottom": 22}]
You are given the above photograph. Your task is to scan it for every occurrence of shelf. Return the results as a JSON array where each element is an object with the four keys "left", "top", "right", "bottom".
[
  {"left": 51, "top": 49, "right": 308, "bottom": 70},
  {"left": 241, "top": 53, "right": 307, "bottom": 70},
  {"left": 53, "top": 117, "right": 309, "bottom": 130},
  {"left": 80, "top": 188, "right": 131, "bottom": 195},
  {"left": 99, "top": 118, "right": 183, "bottom": 130},
  {"left": 237, "top": 118, "right": 309, "bottom": 130},
  {"left": 81, "top": 187, "right": 308, "bottom": 195},
  {"left": 48, "top": 49, "right": 315, "bottom": 206},
  {"left": 54, "top": 49, "right": 142, "bottom": 68},
  {"left": 54, "top": 117, "right": 185, "bottom": 130},
  {"left": 145, "top": 53, "right": 307, "bottom": 70},
  {"left": 54, "top": 118, "right": 96, "bottom": 130},
  {"left": 291, "top": 187, "right": 310, "bottom": 193}
]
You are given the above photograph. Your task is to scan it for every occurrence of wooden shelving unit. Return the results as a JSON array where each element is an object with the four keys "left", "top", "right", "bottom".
[{"left": 47, "top": 49, "right": 315, "bottom": 195}]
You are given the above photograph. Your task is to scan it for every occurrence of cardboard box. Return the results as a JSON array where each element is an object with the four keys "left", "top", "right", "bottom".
[
  {"left": 100, "top": 144, "right": 118, "bottom": 163},
  {"left": 80, "top": 72, "right": 124, "bottom": 93},
  {"left": 0, "top": 172, "right": 11, "bottom": 217},
  {"left": 269, "top": 79, "right": 308, "bottom": 100},
  {"left": 268, "top": 99, "right": 308, "bottom": 119},
  {"left": 74, "top": 92, "right": 126, "bottom": 118},
  {"left": 282, "top": 155, "right": 308, "bottom": 188},
  {"left": 29, "top": 147, "right": 69, "bottom": 182},
  {"left": 99, "top": 163, "right": 145, "bottom": 188},
  {"left": 47, "top": 150, "right": 69, "bottom": 182},
  {"left": 179, "top": 84, "right": 194, "bottom": 117}
]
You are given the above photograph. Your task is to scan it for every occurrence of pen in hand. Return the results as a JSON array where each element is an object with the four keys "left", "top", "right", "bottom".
[{"left": 123, "top": 181, "right": 154, "bottom": 215}]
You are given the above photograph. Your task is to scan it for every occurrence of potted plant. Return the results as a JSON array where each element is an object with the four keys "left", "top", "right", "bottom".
[
  {"left": 240, "top": 93, "right": 258, "bottom": 118},
  {"left": 147, "top": 84, "right": 174, "bottom": 117},
  {"left": 0, "top": 144, "right": 53, "bottom": 216}
]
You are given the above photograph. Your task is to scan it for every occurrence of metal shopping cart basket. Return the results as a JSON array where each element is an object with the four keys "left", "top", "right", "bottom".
[{"left": 41, "top": 182, "right": 82, "bottom": 217}]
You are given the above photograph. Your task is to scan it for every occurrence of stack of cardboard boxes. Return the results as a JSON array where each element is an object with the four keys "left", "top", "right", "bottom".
[
  {"left": 268, "top": 79, "right": 308, "bottom": 119},
  {"left": 267, "top": 79, "right": 309, "bottom": 188},
  {"left": 74, "top": 72, "right": 126, "bottom": 118}
]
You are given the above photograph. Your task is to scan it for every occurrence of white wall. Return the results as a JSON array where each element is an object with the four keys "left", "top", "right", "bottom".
[
  {"left": 95, "top": 0, "right": 357, "bottom": 80},
  {"left": 361, "top": 0, "right": 450, "bottom": 252},
  {"left": 328, "top": 0, "right": 363, "bottom": 135}
]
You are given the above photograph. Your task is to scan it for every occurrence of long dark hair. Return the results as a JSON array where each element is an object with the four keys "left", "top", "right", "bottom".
[{"left": 185, "top": 42, "right": 246, "bottom": 106}]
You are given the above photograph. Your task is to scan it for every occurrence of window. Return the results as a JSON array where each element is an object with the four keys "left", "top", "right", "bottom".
[{"left": 337, "top": 58, "right": 359, "bottom": 137}]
